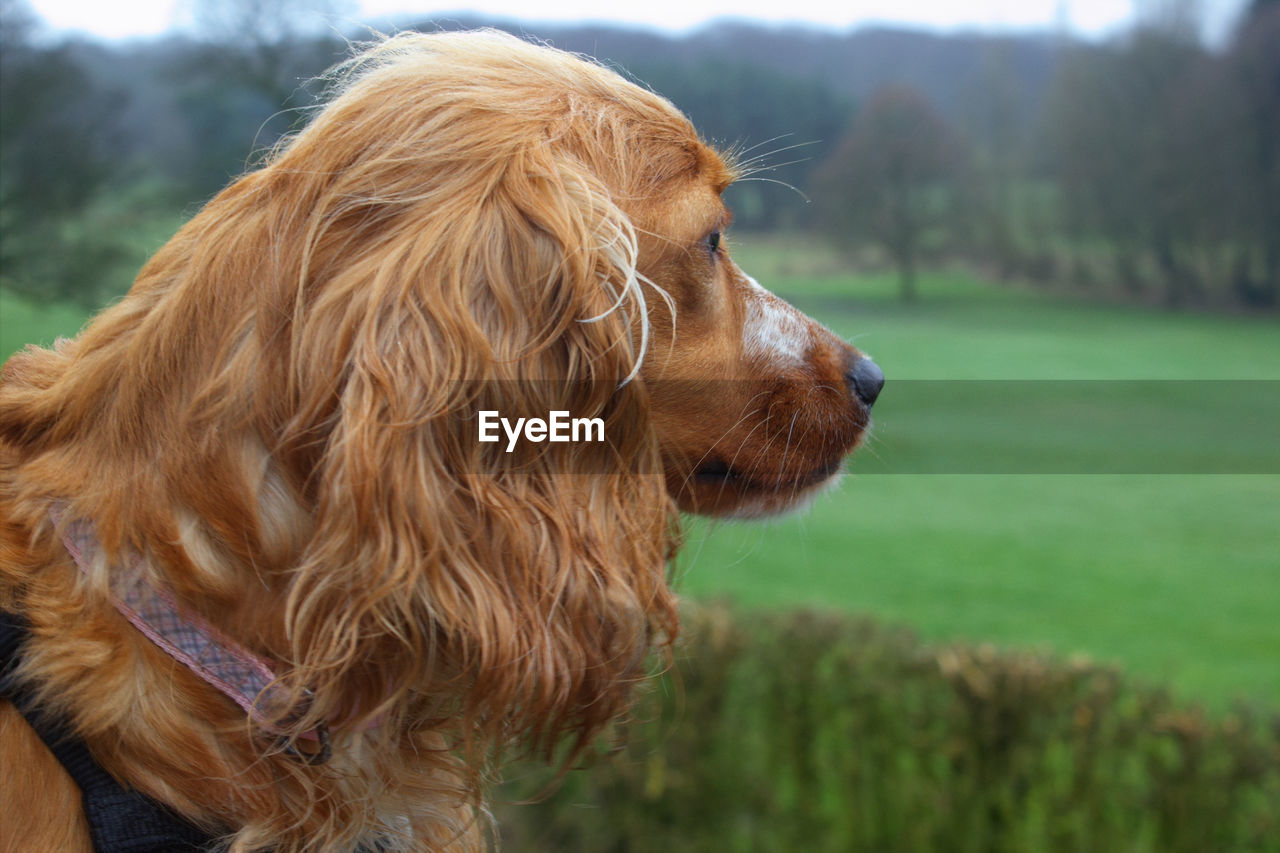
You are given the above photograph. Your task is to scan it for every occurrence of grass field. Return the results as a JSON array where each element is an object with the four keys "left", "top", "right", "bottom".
[
  {"left": 1, "top": 290, "right": 96, "bottom": 356},
  {"left": 2, "top": 235, "right": 1277, "bottom": 710},
  {"left": 679, "top": 237, "right": 1280, "bottom": 710}
]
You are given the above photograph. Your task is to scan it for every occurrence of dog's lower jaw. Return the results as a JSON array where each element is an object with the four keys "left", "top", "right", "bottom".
[
  {"left": 726, "top": 470, "right": 847, "bottom": 521},
  {"left": 670, "top": 460, "right": 850, "bottom": 519}
]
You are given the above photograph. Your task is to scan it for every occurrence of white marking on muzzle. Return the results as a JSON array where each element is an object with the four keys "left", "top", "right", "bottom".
[{"left": 741, "top": 273, "right": 811, "bottom": 367}]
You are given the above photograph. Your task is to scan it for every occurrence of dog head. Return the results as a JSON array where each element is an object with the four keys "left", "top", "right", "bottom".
[{"left": 628, "top": 165, "right": 881, "bottom": 517}]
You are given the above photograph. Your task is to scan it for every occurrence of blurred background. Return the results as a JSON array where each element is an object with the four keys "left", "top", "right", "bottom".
[{"left": 2, "top": 0, "right": 1277, "bottom": 849}]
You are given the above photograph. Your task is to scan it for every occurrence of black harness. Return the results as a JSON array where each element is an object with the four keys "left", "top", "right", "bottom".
[{"left": 0, "top": 610, "right": 216, "bottom": 852}]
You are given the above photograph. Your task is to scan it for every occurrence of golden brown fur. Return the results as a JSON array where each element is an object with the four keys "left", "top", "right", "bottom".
[{"left": 0, "top": 31, "right": 874, "bottom": 851}]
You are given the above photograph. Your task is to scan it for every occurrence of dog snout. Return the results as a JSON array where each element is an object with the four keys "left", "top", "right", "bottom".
[{"left": 845, "top": 356, "right": 884, "bottom": 409}]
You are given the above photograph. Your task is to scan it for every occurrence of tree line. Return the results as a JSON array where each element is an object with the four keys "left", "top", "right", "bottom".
[
  {"left": 810, "top": 0, "right": 1279, "bottom": 308},
  {"left": 1, "top": 0, "right": 1276, "bottom": 310}
]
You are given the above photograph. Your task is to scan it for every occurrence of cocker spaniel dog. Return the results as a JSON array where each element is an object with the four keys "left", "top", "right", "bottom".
[{"left": 0, "top": 30, "right": 882, "bottom": 852}]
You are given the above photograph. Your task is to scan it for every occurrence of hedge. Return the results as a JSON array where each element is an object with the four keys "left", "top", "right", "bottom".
[{"left": 496, "top": 602, "right": 1279, "bottom": 851}]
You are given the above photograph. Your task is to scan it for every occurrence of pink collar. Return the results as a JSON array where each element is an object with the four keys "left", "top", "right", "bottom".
[{"left": 53, "top": 510, "right": 330, "bottom": 758}]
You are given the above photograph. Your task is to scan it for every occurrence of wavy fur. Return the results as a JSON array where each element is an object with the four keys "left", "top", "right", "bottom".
[
  {"left": 1, "top": 29, "right": 876, "bottom": 852},
  {"left": 1, "top": 31, "right": 688, "bottom": 851}
]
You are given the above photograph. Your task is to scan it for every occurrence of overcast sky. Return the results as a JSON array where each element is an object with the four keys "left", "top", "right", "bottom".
[{"left": 22, "top": 0, "right": 1253, "bottom": 44}]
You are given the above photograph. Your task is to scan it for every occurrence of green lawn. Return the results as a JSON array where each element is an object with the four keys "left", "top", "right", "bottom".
[
  {"left": 676, "top": 475, "right": 1279, "bottom": 709},
  {"left": 1, "top": 289, "right": 94, "bottom": 358},
  {"left": 3, "top": 235, "right": 1277, "bottom": 710}
]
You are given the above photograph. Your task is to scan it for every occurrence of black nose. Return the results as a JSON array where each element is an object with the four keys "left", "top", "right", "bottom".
[{"left": 847, "top": 357, "right": 884, "bottom": 408}]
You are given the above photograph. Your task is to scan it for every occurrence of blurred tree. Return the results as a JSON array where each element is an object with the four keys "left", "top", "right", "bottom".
[
  {"left": 811, "top": 86, "right": 968, "bottom": 301},
  {"left": 629, "top": 59, "right": 850, "bottom": 231},
  {"left": 179, "top": 0, "right": 350, "bottom": 106},
  {"left": 1044, "top": 6, "right": 1278, "bottom": 310},
  {"left": 960, "top": 40, "right": 1035, "bottom": 277},
  {"left": 0, "top": 0, "right": 125, "bottom": 302},
  {"left": 169, "top": 0, "right": 348, "bottom": 198},
  {"left": 1133, "top": 0, "right": 1206, "bottom": 41},
  {"left": 1225, "top": 0, "right": 1280, "bottom": 306},
  {"left": 1043, "top": 30, "right": 1210, "bottom": 306}
]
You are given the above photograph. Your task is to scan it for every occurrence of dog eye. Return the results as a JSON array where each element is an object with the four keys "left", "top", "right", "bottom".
[{"left": 707, "top": 230, "right": 721, "bottom": 255}]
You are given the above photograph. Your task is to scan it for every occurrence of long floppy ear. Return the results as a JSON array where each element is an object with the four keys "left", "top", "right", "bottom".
[{"left": 275, "top": 115, "right": 679, "bottom": 774}]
